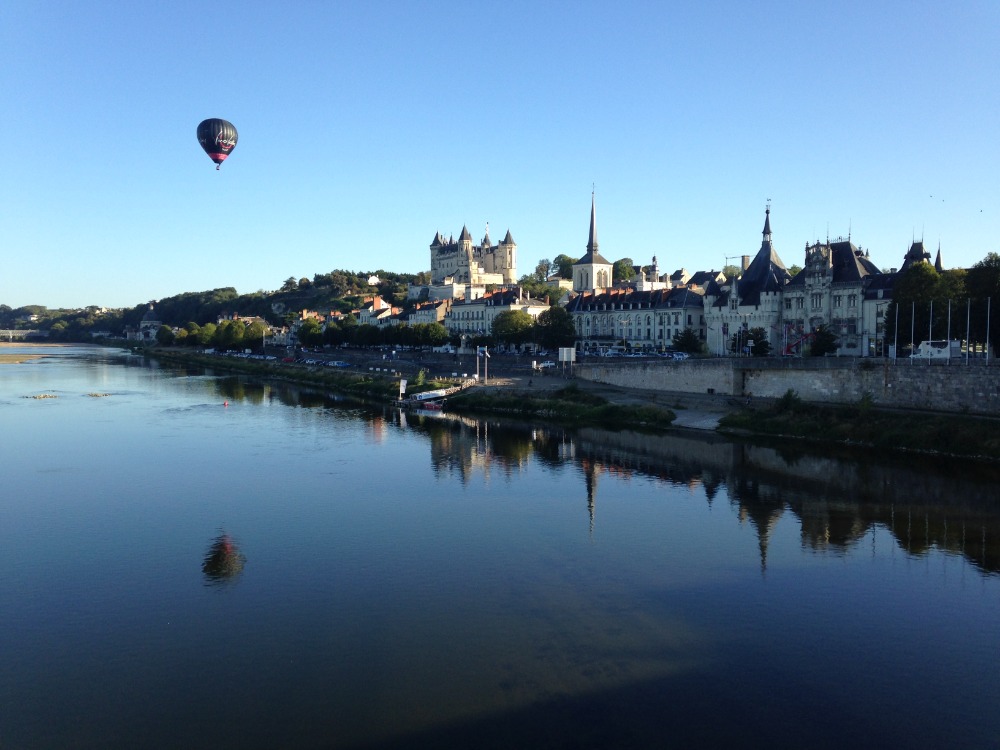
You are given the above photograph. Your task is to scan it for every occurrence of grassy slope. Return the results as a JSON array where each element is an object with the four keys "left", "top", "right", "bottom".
[{"left": 719, "top": 391, "right": 1000, "bottom": 462}]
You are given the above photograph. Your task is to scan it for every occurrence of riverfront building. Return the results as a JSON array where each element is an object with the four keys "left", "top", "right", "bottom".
[{"left": 443, "top": 288, "right": 549, "bottom": 337}]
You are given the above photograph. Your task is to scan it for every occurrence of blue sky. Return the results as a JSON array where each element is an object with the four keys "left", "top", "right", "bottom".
[{"left": 2, "top": 1, "right": 997, "bottom": 310}]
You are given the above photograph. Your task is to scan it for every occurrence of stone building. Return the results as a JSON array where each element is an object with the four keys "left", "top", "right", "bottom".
[
  {"left": 443, "top": 288, "right": 548, "bottom": 337},
  {"left": 780, "top": 236, "right": 884, "bottom": 356},
  {"left": 703, "top": 206, "right": 792, "bottom": 356},
  {"left": 566, "top": 286, "right": 706, "bottom": 353},
  {"left": 429, "top": 225, "right": 517, "bottom": 285}
]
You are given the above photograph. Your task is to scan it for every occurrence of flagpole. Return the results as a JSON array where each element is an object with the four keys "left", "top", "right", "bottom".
[
  {"left": 966, "top": 298, "right": 971, "bottom": 365},
  {"left": 987, "top": 297, "right": 992, "bottom": 364}
]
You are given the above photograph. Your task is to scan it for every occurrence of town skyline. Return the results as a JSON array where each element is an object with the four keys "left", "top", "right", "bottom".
[{"left": 3, "top": 2, "right": 997, "bottom": 309}]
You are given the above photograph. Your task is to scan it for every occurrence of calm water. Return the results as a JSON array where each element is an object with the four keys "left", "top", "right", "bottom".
[{"left": 2, "top": 345, "right": 999, "bottom": 749}]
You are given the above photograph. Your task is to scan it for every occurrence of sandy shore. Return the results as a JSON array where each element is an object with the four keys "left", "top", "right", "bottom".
[{"left": 0, "top": 353, "right": 44, "bottom": 364}]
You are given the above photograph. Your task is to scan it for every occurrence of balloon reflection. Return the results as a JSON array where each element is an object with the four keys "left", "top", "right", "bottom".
[{"left": 202, "top": 533, "right": 246, "bottom": 585}]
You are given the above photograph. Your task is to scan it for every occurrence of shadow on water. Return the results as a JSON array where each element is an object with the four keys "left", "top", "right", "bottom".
[{"left": 342, "top": 668, "right": 968, "bottom": 750}]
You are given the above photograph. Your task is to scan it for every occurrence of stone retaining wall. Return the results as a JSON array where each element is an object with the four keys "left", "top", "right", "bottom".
[{"left": 575, "top": 358, "right": 1000, "bottom": 416}]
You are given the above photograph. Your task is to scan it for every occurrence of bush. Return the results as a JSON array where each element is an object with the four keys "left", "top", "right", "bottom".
[{"left": 776, "top": 389, "right": 802, "bottom": 413}]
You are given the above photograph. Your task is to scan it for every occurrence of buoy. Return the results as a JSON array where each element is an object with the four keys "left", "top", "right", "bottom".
[{"left": 224, "top": 401, "right": 229, "bottom": 407}]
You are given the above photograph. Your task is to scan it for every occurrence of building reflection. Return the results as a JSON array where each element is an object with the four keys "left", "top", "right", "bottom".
[
  {"left": 402, "top": 409, "right": 1000, "bottom": 577},
  {"left": 157, "top": 350, "right": 1000, "bottom": 578}
]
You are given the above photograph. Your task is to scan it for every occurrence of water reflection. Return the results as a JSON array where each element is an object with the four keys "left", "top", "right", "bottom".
[
  {"left": 145, "top": 354, "right": 1000, "bottom": 577},
  {"left": 202, "top": 532, "right": 246, "bottom": 585},
  {"left": 391, "top": 409, "right": 1000, "bottom": 577}
]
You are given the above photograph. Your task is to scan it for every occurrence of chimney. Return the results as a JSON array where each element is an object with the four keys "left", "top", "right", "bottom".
[{"left": 742, "top": 255, "right": 750, "bottom": 271}]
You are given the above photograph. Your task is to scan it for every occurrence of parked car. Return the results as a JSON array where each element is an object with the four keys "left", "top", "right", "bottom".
[
  {"left": 672, "top": 352, "right": 690, "bottom": 361},
  {"left": 538, "top": 361, "right": 556, "bottom": 369}
]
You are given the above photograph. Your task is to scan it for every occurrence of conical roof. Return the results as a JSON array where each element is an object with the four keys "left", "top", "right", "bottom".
[{"left": 575, "top": 193, "right": 611, "bottom": 266}]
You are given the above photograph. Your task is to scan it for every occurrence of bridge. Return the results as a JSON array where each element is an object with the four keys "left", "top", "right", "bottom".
[{"left": 0, "top": 329, "right": 48, "bottom": 341}]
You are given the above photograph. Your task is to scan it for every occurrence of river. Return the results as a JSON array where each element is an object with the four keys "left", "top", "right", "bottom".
[{"left": 2, "top": 345, "right": 998, "bottom": 749}]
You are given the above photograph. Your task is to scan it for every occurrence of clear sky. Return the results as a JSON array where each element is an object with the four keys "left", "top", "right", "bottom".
[{"left": 2, "top": 1, "right": 998, "bottom": 310}]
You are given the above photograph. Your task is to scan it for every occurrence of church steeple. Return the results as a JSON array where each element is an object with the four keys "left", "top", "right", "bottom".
[
  {"left": 588, "top": 191, "right": 599, "bottom": 256},
  {"left": 762, "top": 200, "right": 772, "bottom": 247},
  {"left": 572, "top": 191, "right": 613, "bottom": 293}
]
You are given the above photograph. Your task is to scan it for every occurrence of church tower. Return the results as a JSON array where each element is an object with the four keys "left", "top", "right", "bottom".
[{"left": 572, "top": 193, "right": 613, "bottom": 293}]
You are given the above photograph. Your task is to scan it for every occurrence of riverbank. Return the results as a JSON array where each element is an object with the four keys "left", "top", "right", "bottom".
[
  {"left": 0, "top": 341, "right": 75, "bottom": 364},
  {"left": 145, "top": 347, "right": 1000, "bottom": 462}
]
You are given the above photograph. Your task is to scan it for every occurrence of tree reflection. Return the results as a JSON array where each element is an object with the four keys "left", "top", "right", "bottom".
[{"left": 202, "top": 533, "right": 246, "bottom": 585}]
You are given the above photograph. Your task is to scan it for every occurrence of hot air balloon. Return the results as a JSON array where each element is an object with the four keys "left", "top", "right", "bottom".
[{"left": 196, "top": 118, "right": 238, "bottom": 170}]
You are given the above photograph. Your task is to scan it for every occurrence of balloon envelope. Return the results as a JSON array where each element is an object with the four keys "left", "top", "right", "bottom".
[{"left": 196, "top": 118, "right": 238, "bottom": 169}]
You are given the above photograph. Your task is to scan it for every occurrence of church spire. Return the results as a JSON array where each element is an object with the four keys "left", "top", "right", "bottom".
[
  {"left": 588, "top": 191, "right": 599, "bottom": 256},
  {"left": 762, "top": 200, "right": 772, "bottom": 243}
]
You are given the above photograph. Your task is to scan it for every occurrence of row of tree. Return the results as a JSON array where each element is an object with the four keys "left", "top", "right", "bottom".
[{"left": 886, "top": 253, "right": 1000, "bottom": 349}]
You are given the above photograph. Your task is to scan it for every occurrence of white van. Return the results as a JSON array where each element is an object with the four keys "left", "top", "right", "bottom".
[{"left": 910, "top": 340, "right": 961, "bottom": 359}]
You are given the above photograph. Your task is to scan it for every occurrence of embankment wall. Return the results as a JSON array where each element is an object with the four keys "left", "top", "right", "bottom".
[{"left": 575, "top": 359, "right": 1000, "bottom": 416}]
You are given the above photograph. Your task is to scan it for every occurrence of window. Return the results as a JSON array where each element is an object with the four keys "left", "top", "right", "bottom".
[
  {"left": 848, "top": 295, "right": 857, "bottom": 307},
  {"left": 785, "top": 299, "right": 792, "bottom": 310},
  {"left": 795, "top": 298, "right": 804, "bottom": 309},
  {"left": 834, "top": 295, "right": 842, "bottom": 308},
  {"left": 811, "top": 293, "right": 822, "bottom": 308}
]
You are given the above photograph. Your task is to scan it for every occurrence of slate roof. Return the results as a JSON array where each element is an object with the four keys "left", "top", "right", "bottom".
[
  {"left": 785, "top": 239, "right": 883, "bottom": 289},
  {"left": 449, "top": 288, "right": 547, "bottom": 309},
  {"left": 687, "top": 270, "right": 725, "bottom": 288},
  {"left": 730, "top": 209, "right": 791, "bottom": 305},
  {"left": 565, "top": 286, "right": 704, "bottom": 313}
]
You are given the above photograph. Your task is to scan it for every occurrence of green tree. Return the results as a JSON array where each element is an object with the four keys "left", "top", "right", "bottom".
[
  {"left": 612, "top": 258, "right": 636, "bottom": 284},
  {"left": 534, "top": 259, "right": 552, "bottom": 282},
  {"left": 196, "top": 322, "right": 217, "bottom": 346},
  {"left": 809, "top": 324, "right": 838, "bottom": 356},
  {"left": 49, "top": 320, "right": 68, "bottom": 340},
  {"left": 245, "top": 321, "right": 268, "bottom": 351},
  {"left": 423, "top": 322, "right": 449, "bottom": 347},
  {"left": 722, "top": 264, "right": 742, "bottom": 279},
  {"left": 535, "top": 306, "right": 576, "bottom": 350},
  {"left": 215, "top": 320, "right": 245, "bottom": 350},
  {"left": 323, "top": 319, "right": 343, "bottom": 346},
  {"left": 552, "top": 254, "right": 576, "bottom": 279},
  {"left": 492, "top": 310, "right": 534, "bottom": 347},
  {"left": 887, "top": 263, "right": 947, "bottom": 347},
  {"left": 517, "top": 275, "right": 552, "bottom": 300},
  {"left": 966, "top": 252, "right": 1000, "bottom": 350},
  {"left": 296, "top": 318, "right": 323, "bottom": 347},
  {"left": 748, "top": 327, "right": 771, "bottom": 357},
  {"left": 155, "top": 325, "right": 175, "bottom": 346},
  {"left": 671, "top": 327, "right": 704, "bottom": 354}
]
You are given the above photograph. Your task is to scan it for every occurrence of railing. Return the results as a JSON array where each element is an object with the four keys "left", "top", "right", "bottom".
[{"left": 1, "top": 329, "right": 48, "bottom": 340}]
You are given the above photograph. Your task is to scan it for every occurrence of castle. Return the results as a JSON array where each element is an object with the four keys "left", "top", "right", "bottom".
[{"left": 429, "top": 225, "right": 517, "bottom": 286}]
